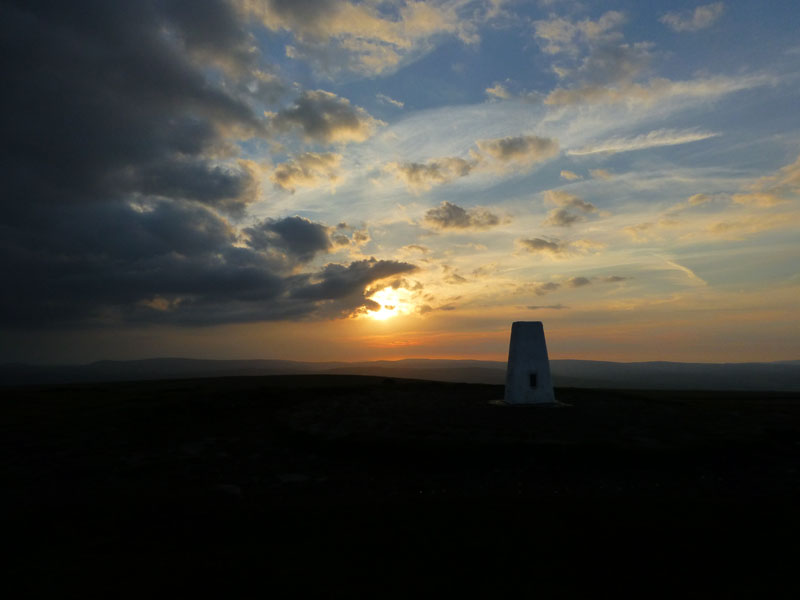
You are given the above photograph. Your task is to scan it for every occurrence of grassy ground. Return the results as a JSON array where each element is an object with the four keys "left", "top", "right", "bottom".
[{"left": 3, "top": 375, "right": 799, "bottom": 596}]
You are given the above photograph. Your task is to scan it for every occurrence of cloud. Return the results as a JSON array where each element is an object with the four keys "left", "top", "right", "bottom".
[
  {"left": 623, "top": 218, "right": 683, "bottom": 241},
  {"left": 569, "top": 129, "right": 719, "bottom": 155},
  {"left": 443, "top": 266, "right": 469, "bottom": 285},
  {"left": 486, "top": 82, "right": 511, "bottom": 99},
  {"left": 0, "top": 1, "right": 272, "bottom": 221},
  {"left": 424, "top": 202, "right": 501, "bottom": 230},
  {"left": 527, "top": 304, "right": 569, "bottom": 310},
  {"left": 688, "top": 193, "right": 713, "bottom": 206},
  {"left": 242, "top": 0, "right": 477, "bottom": 76},
  {"left": 545, "top": 73, "right": 768, "bottom": 106},
  {"left": 271, "top": 152, "right": 342, "bottom": 192},
  {"left": 543, "top": 190, "right": 598, "bottom": 227},
  {"left": 661, "top": 3, "right": 725, "bottom": 33},
  {"left": 475, "top": 135, "right": 560, "bottom": 167},
  {"left": 560, "top": 170, "right": 582, "bottom": 180},
  {"left": 664, "top": 260, "right": 707, "bottom": 285},
  {"left": 0, "top": 193, "right": 418, "bottom": 327},
  {"left": 269, "top": 90, "right": 383, "bottom": 144},
  {"left": 401, "top": 244, "right": 429, "bottom": 254},
  {"left": 574, "top": 42, "right": 654, "bottom": 86},
  {"left": 533, "top": 11, "right": 626, "bottom": 55},
  {"left": 525, "top": 274, "right": 626, "bottom": 299},
  {"left": 624, "top": 154, "right": 800, "bottom": 244},
  {"left": 707, "top": 215, "right": 797, "bottom": 240},
  {"left": 733, "top": 154, "right": 800, "bottom": 207},
  {"left": 376, "top": 93, "right": 404, "bottom": 108},
  {"left": 544, "top": 209, "right": 584, "bottom": 227},
  {"left": 565, "top": 276, "right": 591, "bottom": 288},
  {"left": 518, "top": 237, "right": 568, "bottom": 256},
  {"left": 531, "top": 282, "right": 561, "bottom": 296},
  {"left": 589, "top": 169, "right": 613, "bottom": 180},
  {"left": 244, "top": 216, "right": 333, "bottom": 264},
  {"left": 388, "top": 134, "right": 558, "bottom": 191},
  {"left": 0, "top": 2, "right": 366, "bottom": 327},
  {"left": 291, "top": 258, "right": 418, "bottom": 318},
  {"left": 518, "top": 237, "right": 605, "bottom": 257},
  {"left": 387, "top": 157, "right": 478, "bottom": 192},
  {"left": 125, "top": 159, "right": 262, "bottom": 216},
  {"left": 331, "top": 222, "right": 370, "bottom": 249}
]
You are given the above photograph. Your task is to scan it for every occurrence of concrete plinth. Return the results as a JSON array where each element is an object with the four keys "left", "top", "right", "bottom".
[{"left": 503, "top": 321, "right": 556, "bottom": 405}]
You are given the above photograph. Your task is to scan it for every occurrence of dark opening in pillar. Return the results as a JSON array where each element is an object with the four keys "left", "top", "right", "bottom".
[{"left": 529, "top": 373, "right": 537, "bottom": 388}]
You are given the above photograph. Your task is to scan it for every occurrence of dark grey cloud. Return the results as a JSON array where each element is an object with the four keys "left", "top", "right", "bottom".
[
  {"left": 1, "top": 201, "right": 413, "bottom": 328},
  {"left": 126, "top": 160, "right": 260, "bottom": 216},
  {"left": 424, "top": 202, "right": 501, "bottom": 230},
  {"left": 245, "top": 216, "right": 332, "bottom": 264},
  {"left": 0, "top": 3, "right": 417, "bottom": 330},
  {"left": 291, "top": 258, "right": 417, "bottom": 318},
  {"left": 1, "top": 0, "right": 270, "bottom": 217}
]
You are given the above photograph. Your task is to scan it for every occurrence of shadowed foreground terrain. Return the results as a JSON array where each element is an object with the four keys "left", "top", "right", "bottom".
[{"left": 4, "top": 375, "right": 800, "bottom": 595}]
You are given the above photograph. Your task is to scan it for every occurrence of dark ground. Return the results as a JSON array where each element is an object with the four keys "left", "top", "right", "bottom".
[{"left": 3, "top": 375, "right": 800, "bottom": 596}]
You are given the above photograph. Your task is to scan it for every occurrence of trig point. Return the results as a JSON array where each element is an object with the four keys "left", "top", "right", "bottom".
[{"left": 504, "top": 321, "right": 556, "bottom": 405}]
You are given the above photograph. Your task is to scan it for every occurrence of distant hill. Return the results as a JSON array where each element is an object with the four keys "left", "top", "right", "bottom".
[{"left": 2, "top": 357, "right": 799, "bottom": 391}]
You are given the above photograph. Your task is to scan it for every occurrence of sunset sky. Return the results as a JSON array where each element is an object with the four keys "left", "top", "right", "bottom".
[{"left": 2, "top": 0, "right": 799, "bottom": 364}]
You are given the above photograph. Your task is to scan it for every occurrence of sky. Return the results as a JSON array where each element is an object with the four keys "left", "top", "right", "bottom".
[{"left": 2, "top": 0, "right": 799, "bottom": 364}]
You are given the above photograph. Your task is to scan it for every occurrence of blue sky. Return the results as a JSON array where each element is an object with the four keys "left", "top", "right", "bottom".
[{"left": 2, "top": 1, "right": 798, "bottom": 363}]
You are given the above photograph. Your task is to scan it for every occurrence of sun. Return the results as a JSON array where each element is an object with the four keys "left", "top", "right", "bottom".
[{"left": 367, "top": 286, "right": 413, "bottom": 321}]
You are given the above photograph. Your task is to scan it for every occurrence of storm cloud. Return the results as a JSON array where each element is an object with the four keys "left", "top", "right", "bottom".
[{"left": 0, "top": 2, "right": 411, "bottom": 329}]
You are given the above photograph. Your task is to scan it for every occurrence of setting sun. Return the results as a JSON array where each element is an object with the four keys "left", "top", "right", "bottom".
[{"left": 367, "top": 287, "right": 413, "bottom": 321}]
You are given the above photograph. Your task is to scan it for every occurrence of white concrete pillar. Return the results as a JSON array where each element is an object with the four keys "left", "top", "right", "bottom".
[{"left": 504, "top": 321, "right": 556, "bottom": 405}]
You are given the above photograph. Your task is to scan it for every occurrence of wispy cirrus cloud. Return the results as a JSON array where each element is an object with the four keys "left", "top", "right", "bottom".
[
  {"left": 376, "top": 92, "right": 404, "bottom": 108},
  {"left": 733, "top": 154, "right": 800, "bottom": 207},
  {"left": 568, "top": 129, "right": 719, "bottom": 155},
  {"left": 545, "top": 71, "right": 771, "bottom": 107}
]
